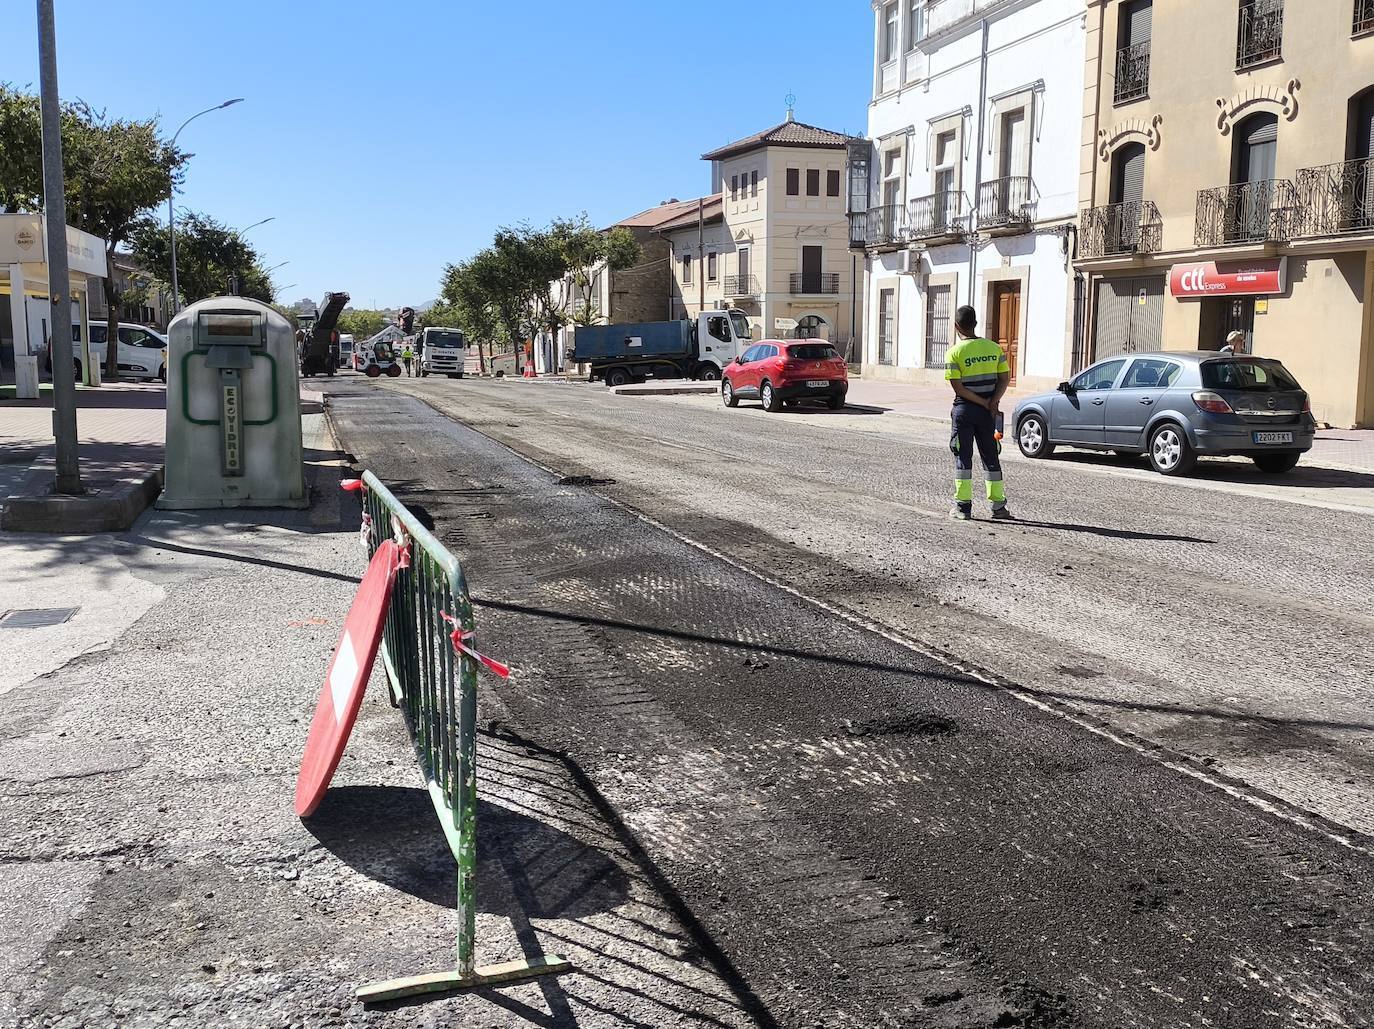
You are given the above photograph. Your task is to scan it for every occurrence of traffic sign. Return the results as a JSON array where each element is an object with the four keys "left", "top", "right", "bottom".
[{"left": 295, "top": 539, "right": 406, "bottom": 817}]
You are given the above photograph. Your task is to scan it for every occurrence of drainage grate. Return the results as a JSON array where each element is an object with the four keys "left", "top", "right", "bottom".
[{"left": 0, "top": 607, "right": 80, "bottom": 629}]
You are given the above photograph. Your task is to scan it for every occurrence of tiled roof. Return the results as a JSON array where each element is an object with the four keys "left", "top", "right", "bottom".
[
  {"left": 653, "top": 194, "right": 724, "bottom": 234},
  {"left": 612, "top": 196, "right": 715, "bottom": 230},
  {"left": 701, "top": 118, "right": 855, "bottom": 161}
]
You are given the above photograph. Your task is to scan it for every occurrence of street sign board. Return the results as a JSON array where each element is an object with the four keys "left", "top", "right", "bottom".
[
  {"left": 1169, "top": 259, "right": 1286, "bottom": 298},
  {"left": 295, "top": 539, "right": 405, "bottom": 817}
]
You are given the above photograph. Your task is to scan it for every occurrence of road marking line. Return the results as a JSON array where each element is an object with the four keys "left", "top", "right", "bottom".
[{"left": 452, "top": 416, "right": 1374, "bottom": 860}]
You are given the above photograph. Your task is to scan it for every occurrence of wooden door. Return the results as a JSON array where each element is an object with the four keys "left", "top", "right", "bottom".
[{"left": 992, "top": 283, "right": 1021, "bottom": 385}]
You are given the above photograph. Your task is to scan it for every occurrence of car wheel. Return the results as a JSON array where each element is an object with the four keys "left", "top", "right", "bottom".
[
  {"left": 607, "top": 367, "right": 631, "bottom": 388},
  {"left": 1016, "top": 413, "right": 1056, "bottom": 458},
  {"left": 158, "top": 364, "right": 166, "bottom": 383},
  {"left": 1148, "top": 423, "right": 1196, "bottom": 476},
  {"left": 761, "top": 380, "right": 782, "bottom": 413},
  {"left": 73, "top": 359, "right": 83, "bottom": 380},
  {"left": 1253, "top": 452, "right": 1301, "bottom": 474},
  {"left": 722, "top": 379, "right": 739, "bottom": 408},
  {"left": 698, "top": 365, "right": 720, "bottom": 382},
  {"left": 826, "top": 394, "right": 845, "bottom": 410}
]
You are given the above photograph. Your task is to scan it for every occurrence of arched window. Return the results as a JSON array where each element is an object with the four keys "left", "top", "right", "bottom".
[{"left": 795, "top": 315, "right": 828, "bottom": 340}]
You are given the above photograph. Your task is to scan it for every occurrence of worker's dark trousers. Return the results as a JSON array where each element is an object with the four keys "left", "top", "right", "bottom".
[{"left": 950, "top": 401, "right": 1006, "bottom": 511}]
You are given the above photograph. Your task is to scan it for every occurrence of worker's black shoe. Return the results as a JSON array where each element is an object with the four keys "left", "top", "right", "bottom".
[
  {"left": 950, "top": 505, "right": 972, "bottom": 521},
  {"left": 991, "top": 507, "right": 1016, "bottom": 521}
]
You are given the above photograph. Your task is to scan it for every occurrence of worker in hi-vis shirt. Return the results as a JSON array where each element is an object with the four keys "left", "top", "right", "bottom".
[{"left": 944, "top": 305, "right": 1014, "bottom": 521}]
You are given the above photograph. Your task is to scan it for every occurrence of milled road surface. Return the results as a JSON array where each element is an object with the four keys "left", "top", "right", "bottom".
[
  {"left": 326, "top": 376, "right": 1374, "bottom": 1029},
  {"left": 356, "top": 375, "right": 1374, "bottom": 840}
]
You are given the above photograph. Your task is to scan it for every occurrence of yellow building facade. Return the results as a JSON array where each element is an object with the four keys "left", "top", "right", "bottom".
[{"left": 1078, "top": 0, "right": 1374, "bottom": 427}]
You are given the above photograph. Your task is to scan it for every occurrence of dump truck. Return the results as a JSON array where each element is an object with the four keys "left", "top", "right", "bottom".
[{"left": 573, "top": 309, "right": 751, "bottom": 387}]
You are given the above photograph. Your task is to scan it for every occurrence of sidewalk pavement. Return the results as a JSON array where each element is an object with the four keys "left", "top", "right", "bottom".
[
  {"left": 0, "top": 406, "right": 752, "bottom": 1027},
  {"left": 0, "top": 381, "right": 167, "bottom": 531}
]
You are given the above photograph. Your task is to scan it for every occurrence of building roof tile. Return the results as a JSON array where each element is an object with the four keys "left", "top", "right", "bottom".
[{"left": 700, "top": 118, "right": 855, "bottom": 161}]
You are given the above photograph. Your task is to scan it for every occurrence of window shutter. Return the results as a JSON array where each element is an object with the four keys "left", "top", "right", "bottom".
[{"left": 1125, "top": 0, "right": 1152, "bottom": 46}]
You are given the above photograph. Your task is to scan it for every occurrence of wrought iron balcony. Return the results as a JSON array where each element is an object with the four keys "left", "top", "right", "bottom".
[
  {"left": 788, "top": 272, "right": 841, "bottom": 295},
  {"left": 722, "top": 273, "right": 762, "bottom": 299},
  {"left": 909, "top": 190, "right": 970, "bottom": 243},
  {"left": 1194, "top": 179, "right": 1298, "bottom": 246},
  {"left": 1294, "top": 158, "right": 1374, "bottom": 237},
  {"left": 977, "top": 176, "right": 1038, "bottom": 232},
  {"left": 1236, "top": 0, "right": 1283, "bottom": 68},
  {"left": 1356, "top": 0, "right": 1374, "bottom": 36},
  {"left": 1114, "top": 41, "right": 1151, "bottom": 104},
  {"left": 848, "top": 204, "right": 908, "bottom": 250},
  {"left": 1080, "top": 200, "right": 1163, "bottom": 258}
]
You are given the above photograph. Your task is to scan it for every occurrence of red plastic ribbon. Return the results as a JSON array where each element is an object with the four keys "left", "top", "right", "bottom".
[
  {"left": 341, "top": 478, "right": 367, "bottom": 493},
  {"left": 439, "top": 612, "right": 511, "bottom": 680}
]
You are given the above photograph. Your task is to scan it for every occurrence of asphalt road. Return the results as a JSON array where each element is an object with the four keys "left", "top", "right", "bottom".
[{"left": 324, "top": 374, "right": 1374, "bottom": 1029}]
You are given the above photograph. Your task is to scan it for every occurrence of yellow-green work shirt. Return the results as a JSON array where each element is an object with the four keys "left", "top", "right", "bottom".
[{"left": 944, "top": 337, "right": 1009, "bottom": 399}]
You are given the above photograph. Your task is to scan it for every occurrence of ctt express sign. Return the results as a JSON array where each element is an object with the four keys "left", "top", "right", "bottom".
[{"left": 1169, "top": 259, "right": 1286, "bottom": 298}]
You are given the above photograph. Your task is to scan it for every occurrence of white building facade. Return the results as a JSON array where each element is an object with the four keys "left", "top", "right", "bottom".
[{"left": 855, "top": 0, "right": 1087, "bottom": 392}]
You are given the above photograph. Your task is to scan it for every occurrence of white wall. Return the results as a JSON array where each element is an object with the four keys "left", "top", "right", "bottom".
[{"left": 863, "top": 0, "right": 1084, "bottom": 387}]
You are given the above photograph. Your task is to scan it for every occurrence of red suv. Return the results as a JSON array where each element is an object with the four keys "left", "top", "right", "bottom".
[{"left": 722, "top": 340, "right": 848, "bottom": 412}]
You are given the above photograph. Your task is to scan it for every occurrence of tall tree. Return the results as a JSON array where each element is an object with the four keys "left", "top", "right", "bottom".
[
  {"left": 129, "top": 212, "right": 274, "bottom": 306},
  {"left": 552, "top": 216, "right": 641, "bottom": 327},
  {"left": 0, "top": 85, "right": 187, "bottom": 378},
  {"left": 335, "top": 308, "right": 388, "bottom": 341}
]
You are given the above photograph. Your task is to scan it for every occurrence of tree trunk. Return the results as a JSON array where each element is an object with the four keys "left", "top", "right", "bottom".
[{"left": 103, "top": 246, "right": 121, "bottom": 381}]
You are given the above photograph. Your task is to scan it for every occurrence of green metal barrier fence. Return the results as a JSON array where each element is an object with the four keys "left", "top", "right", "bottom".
[{"left": 354, "top": 470, "right": 571, "bottom": 1003}]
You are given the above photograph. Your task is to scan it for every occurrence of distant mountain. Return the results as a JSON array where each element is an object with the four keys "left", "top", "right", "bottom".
[{"left": 412, "top": 299, "right": 436, "bottom": 313}]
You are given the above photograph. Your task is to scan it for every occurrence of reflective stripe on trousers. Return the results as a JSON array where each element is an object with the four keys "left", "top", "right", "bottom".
[{"left": 951, "top": 402, "right": 1006, "bottom": 509}]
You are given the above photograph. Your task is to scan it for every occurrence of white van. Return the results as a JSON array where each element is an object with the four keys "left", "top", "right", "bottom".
[
  {"left": 69, "top": 323, "right": 169, "bottom": 381},
  {"left": 337, "top": 333, "right": 355, "bottom": 370},
  {"left": 419, "top": 327, "right": 466, "bottom": 378}
]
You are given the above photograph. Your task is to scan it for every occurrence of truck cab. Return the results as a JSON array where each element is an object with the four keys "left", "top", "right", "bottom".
[
  {"left": 696, "top": 310, "right": 751, "bottom": 378},
  {"left": 418, "top": 326, "right": 467, "bottom": 379}
]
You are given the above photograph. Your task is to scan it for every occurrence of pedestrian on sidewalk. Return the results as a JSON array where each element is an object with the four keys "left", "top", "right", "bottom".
[
  {"left": 402, "top": 343, "right": 415, "bottom": 376},
  {"left": 1220, "top": 330, "right": 1246, "bottom": 354},
  {"left": 945, "top": 305, "right": 1014, "bottom": 521}
]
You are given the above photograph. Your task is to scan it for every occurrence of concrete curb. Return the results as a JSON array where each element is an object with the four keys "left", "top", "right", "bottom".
[{"left": 1, "top": 464, "right": 164, "bottom": 533}]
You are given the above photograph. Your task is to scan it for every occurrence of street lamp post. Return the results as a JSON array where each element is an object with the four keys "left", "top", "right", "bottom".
[
  {"left": 240, "top": 217, "right": 274, "bottom": 235},
  {"left": 168, "top": 98, "right": 243, "bottom": 314}
]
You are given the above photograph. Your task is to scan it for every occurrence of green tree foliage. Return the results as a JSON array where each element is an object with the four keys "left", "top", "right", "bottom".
[
  {"left": 429, "top": 216, "right": 642, "bottom": 372},
  {"left": 0, "top": 84, "right": 187, "bottom": 376},
  {"left": 129, "top": 211, "right": 275, "bottom": 306},
  {"left": 335, "top": 308, "right": 388, "bottom": 341}
]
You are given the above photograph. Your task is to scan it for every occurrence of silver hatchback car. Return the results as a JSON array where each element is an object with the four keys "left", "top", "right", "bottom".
[{"left": 1011, "top": 351, "right": 1316, "bottom": 476}]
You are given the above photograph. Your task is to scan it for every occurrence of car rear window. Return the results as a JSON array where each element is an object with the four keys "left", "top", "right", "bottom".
[
  {"left": 788, "top": 344, "right": 839, "bottom": 360},
  {"left": 1202, "top": 360, "right": 1301, "bottom": 392}
]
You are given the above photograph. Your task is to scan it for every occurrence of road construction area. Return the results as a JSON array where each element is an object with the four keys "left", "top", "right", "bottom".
[{"left": 315, "top": 374, "right": 1374, "bottom": 1028}]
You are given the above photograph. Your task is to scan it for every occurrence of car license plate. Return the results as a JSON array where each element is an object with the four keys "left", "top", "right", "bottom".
[
  {"left": 1253, "top": 431, "right": 1293, "bottom": 445},
  {"left": 806, "top": 380, "right": 829, "bottom": 388}
]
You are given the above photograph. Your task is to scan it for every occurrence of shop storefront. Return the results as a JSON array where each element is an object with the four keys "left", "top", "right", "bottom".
[{"left": 0, "top": 213, "right": 107, "bottom": 397}]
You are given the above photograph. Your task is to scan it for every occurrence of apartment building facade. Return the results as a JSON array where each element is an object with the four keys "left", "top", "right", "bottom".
[
  {"left": 662, "top": 117, "right": 863, "bottom": 355},
  {"left": 1079, "top": 0, "right": 1374, "bottom": 427},
  {"left": 853, "top": 0, "right": 1086, "bottom": 392}
]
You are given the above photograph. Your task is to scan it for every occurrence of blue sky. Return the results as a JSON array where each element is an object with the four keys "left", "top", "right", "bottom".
[{"left": 9, "top": 1, "right": 873, "bottom": 310}]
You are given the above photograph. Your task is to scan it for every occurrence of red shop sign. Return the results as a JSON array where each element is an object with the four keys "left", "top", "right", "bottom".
[{"left": 1169, "top": 259, "right": 1286, "bottom": 298}]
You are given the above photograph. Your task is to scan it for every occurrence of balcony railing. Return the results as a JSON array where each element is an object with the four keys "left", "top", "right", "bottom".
[
  {"left": 1194, "top": 179, "right": 1299, "bottom": 246},
  {"left": 789, "top": 272, "right": 841, "bottom": 295},
  {"left": 1237, "top": 1, "right": 1283, "bottom": 68},
  {"left": 848, "top": 204, "right": 908, "bottom": 249},
  {"left": 977, "top": 176, "right": 1038, "bottom": 231},
  {"left": 1356, "top": 0, "right": 1374, "bottom": 36},
  {"left": 909, "top": 190, "right": 970, "bottom": 242},
  {"left": 1294, "top": 158, "right": 1374, "bottom": 237},
  {"left": 1114, "top": 41, "right": 1151, "bottom": 103},
  {"left": 723, "top": 273, "right": 761, "bottom": 299},
  {"left": 1079, "top": 200, "right": 1163, "bottom": 258}
]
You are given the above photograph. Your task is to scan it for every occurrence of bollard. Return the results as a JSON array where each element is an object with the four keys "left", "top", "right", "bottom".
[{"left": 351, "top": 471, "right": 571, "bottom": 1003}]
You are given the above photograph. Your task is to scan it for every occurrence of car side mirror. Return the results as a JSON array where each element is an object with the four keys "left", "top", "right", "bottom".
[{"left": 1057, "top": 380, "right": 1075, "bottom": 394}]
